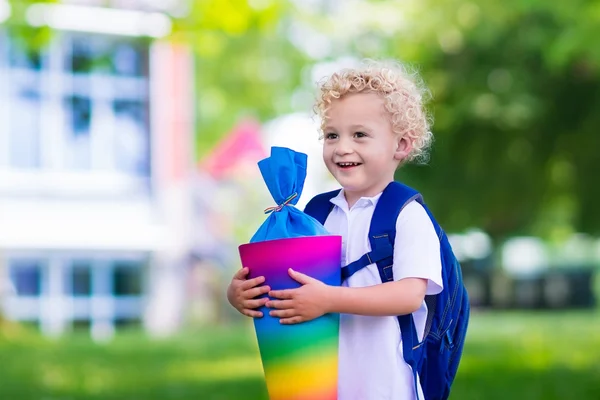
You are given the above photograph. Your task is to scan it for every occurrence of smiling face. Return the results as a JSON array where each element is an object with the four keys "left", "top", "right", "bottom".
[{"left": 322, "top": 92, "right": 412, "bottom": 207}]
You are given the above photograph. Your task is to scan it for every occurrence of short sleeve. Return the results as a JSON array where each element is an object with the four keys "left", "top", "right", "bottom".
[{"left": 392, "top": 201, "right": 443, "bottom": 295}]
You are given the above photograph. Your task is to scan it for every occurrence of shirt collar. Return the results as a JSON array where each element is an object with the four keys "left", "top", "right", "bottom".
[{"left": 329, "top": 189, "right": 383, "bottom": 212}]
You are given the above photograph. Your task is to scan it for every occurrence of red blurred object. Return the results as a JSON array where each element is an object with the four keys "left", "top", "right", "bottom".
[{"left": 201, "top": 119, "right": 267, "bottom": 180}]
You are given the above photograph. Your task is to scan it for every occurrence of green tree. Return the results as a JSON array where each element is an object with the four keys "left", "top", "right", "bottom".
[
  {"left": 173, "top": 0, "right": 310, "bottom": 159},
  {"left": 406, "top": 0, "right": 600, "bottom": 243},
  {"left": 294, "top": 0, "right": 600, "bottom": 243}
]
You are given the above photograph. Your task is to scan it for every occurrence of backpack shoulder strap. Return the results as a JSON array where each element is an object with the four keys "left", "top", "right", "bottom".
[
  {"left": 334, "top": 182, "right": 423, "bottom": 281},
  {"left": 369, "top": 181, "right": 422, "bottom": 249},
  {"left": 303, "top": 189, "right": 340, "bottom": 225},
  {"left": 371, "top": 182, "right": 426, "bottom": 400},
  {"left": 366, "top": 181, "right": 422, "bottom": 283}
]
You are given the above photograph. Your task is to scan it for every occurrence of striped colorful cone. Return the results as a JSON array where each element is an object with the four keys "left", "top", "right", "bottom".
[{"left": 239, "top": 235, "right": 342, "bottom": 400}]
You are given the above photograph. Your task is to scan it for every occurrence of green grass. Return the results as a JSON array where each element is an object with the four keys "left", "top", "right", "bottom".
[
  {"left": 454, "top": 311, "right": 600, "bottom": 400},
  {"left": 1, "top": 311, "right": 599, "bottom": 399}
]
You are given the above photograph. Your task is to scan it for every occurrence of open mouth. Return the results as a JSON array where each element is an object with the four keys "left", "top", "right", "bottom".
[{"left": 336, "top": 162, "right": 362, "bottom": 169}]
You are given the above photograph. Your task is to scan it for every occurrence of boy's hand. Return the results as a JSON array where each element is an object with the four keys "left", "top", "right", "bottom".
[
  {"left": 227, "top": 267, "right": 271, "bottom": 318},
  {"left": 267, "top": 268, "right": 332, "bottom": 325}
]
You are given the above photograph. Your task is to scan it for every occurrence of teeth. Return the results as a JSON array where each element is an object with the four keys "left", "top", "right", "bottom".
[{"left": 338, "top": 162, "right": 359, "bottom": 166}]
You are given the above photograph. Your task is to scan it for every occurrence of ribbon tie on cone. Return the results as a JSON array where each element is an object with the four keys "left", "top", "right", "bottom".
[{"left": 264, "top": 193, "right": 298, "bottom": 215}]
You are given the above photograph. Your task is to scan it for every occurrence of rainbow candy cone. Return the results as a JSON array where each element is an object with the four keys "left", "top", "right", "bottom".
[{"left": 239, "top": 235, "right": 342, "bottom": 400}]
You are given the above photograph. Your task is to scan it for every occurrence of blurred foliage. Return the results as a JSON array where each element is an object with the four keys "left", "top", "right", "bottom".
[
  {"left": 285, "top": 0, "right": 600, "bottom": 243},
  {"left": 5, "top": 0, "right": 55, "bottom": 49},
  {"left": 172, "top": 0, "right": 310, "bottom": 160},
  {"left": 171, "top": 0, "right": 600, "bottom": 243},
  {"left": 1, "top": 312, "right": 599, "bottom": 399},
  {"left": 3, "top": 0, "right": 600, "bottom": 241},
  {"left": 181, "top": 0, "right": 600, "bottom": 244},
  {"left": 399, "top": 0, "right": 600, "bottom": 244}
]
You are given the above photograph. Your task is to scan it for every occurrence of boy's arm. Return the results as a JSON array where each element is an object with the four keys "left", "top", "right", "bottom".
[
  {"left": 267, "top": 269, "right": 426, "bottom": 324},
  {"left": 327, "top": 278, "right": 427, "bottom": 316}
]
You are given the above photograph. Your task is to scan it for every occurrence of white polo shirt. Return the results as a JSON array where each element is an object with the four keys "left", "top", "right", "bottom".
[{"left": 324, "top": 190, "right": 443, "bottom": 400}]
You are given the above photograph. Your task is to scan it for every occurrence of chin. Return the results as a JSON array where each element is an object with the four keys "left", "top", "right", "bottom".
[
  {"left": 335, "top": 176, "right": 357, "bottom": 188},
  {"left": 340, "top": 182, "right": 368, "bottom": 194}
]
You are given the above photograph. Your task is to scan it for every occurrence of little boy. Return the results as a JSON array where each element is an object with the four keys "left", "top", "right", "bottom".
[{"left": 227, "top": 60, "right": 443, "bottom": 400}]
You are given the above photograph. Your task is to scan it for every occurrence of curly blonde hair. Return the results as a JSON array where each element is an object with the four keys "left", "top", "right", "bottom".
[{"left": 314, "top": 60, "right": 434, "bottom": 164}]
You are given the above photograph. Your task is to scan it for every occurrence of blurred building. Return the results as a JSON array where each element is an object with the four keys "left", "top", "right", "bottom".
[{"left": 0, "top": 1, "right": 195, "bottom": 339}]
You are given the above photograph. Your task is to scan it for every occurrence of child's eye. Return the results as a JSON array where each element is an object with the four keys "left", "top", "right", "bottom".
[
  {"left": 325, "top": 133, "right": 338, "bottom": 140},
  {"left": 354, "top": 131, "right": 367, "bottom": 138}
]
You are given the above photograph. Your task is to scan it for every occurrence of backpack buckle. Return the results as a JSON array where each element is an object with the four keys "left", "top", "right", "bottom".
[{"left": 445, "top": 328, "right": 454, "bottom": 349}]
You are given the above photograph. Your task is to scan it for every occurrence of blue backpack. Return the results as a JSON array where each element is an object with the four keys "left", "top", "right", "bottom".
[{"left": 304, "top": 181, "right": 470, "bottom": 400}]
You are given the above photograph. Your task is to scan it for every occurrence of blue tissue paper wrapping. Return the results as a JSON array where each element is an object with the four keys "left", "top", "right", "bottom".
[{"left": 250, "top": 147, "right": 330, "bottom": 243}]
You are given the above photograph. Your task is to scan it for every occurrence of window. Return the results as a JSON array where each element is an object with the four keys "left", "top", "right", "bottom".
[
  {"left": 68, "top": 261, "right": 92, "bottom": 296},
  {"left": 114, "top": 100, "right": 150, "bottom": 175},
  {"left": 1, "top": 30, "right": 151, "bottom": 180},
  {"left": 64, "top": 96, "right": 92, "bottom": 170},
  {"left": 9, "top": 259, "right": 42, "bottom": 296},
  {"left": 69, "top": 36, "right": 97, "bottom": 74},
  {"left": 8, "top": 36, "right": 42, "bottom": 70},
  {"left": 5, "top": 254, "right": 148, "bottom": 337},
  {"left": 112, "top": 42, "right": 147, "bottom": 77},
  {"left": 113, "top": 262, "right": 143, "bottom": 296},
  {"left": 6, "top": 35, "right": 43, "bottom": 169},
  {"left": 9, "top": 87, "right": 42, "bottom": 168}
]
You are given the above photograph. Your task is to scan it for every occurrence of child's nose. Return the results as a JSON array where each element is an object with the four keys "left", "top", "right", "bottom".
[{"left": 334, "top": 138, "right": 354, "bottom": 155}]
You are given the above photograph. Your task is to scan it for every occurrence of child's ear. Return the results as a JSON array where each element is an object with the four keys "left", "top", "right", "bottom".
[{"left": 394, "top": 135, "right": 413, "bottom": 161}]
